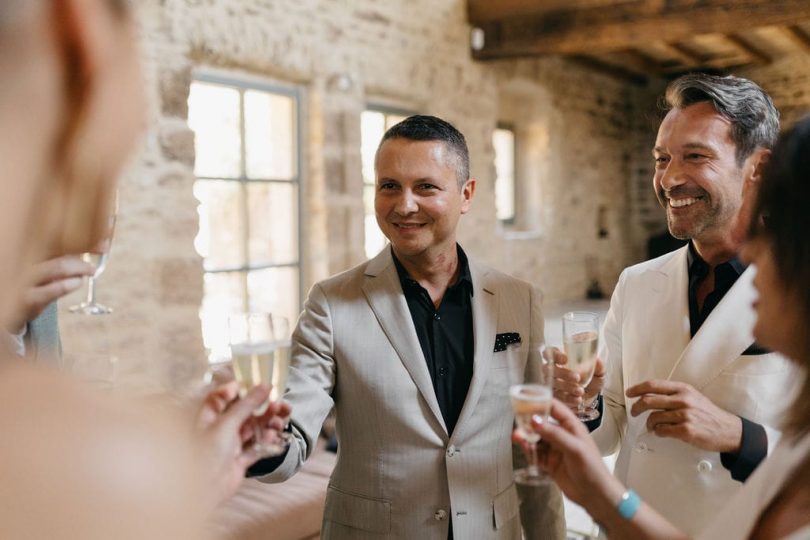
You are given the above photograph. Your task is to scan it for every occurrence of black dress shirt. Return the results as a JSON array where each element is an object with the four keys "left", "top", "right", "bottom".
[
  {"left": 393, "top": 244, "right": 475, "bottom": 437},
  {"left": 686, "top": 242, "right": 768, "bottom": 482}
]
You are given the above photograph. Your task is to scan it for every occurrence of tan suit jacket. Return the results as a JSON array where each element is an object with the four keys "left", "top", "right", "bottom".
[
  {"left": 258, "top": 248, "right": 564, "bottom": 539},
  {"left": 593, "top": 246, "right": 797, "bottom": 536}
]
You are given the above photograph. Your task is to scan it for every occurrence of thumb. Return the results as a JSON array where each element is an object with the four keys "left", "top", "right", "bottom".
[{"left": 220, "top": 385, "right": 270, "bottom": 429}]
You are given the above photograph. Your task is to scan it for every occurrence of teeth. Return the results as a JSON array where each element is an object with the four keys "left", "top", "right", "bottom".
[{"left": 670, "top": 197, "right": 698, "bottom": 208}]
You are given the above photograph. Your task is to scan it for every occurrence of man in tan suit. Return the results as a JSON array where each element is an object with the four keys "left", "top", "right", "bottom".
[{"left": 251, "top": 116, "right": 564, "bottom": 539}]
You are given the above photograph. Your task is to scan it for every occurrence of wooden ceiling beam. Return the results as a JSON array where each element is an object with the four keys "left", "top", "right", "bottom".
[
  {"left": 467, "top": 0, "right": 634, "bottom": 25},
  {"left": 470, "top": 0, "right": 810, "bottom": 60},
  {"left": 724, "top": 34, "right": 772, "bottom": 64},
  {"left": 780, "top": 25, "right": 810, "bottom": 55},
  {"left": 568, "top": 55, "right": 649, "bottom": 86}
]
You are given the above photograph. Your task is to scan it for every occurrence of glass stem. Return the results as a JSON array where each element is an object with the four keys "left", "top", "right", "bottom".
[
  {"left": 86, "top": 277, "right": 96, "bottom": 305},
  {"left": 527, "top": 441, "right": 539, "bottom": 476}
]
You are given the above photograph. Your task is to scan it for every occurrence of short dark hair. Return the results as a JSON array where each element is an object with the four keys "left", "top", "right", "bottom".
[
  {"left": 377, "top": 115, "right": 470, "bottom": 187},
  {"left": 664, "top": 73, "right": 779, "bottom": 166},
  {"left": 749, "top": 116, "right": 810, "bottom": 437}
]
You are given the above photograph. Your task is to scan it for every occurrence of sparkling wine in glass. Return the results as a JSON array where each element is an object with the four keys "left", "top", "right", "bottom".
[
  {"left": 563, "top": 311, "right": 600, "bottom": 421},
  {"left": 508, "top": 343, "right": 554, "bottom": 486},
  {"left": 228, "top": 313, "right": 291, "bottom": 456},
  {"left": 70, "top": 212, "right": 116, "bottom": 315}
]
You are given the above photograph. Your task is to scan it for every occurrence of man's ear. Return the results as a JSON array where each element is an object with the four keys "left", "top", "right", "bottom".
[{"left": 460, "top": 178, "right": 476, "bottom": 214}]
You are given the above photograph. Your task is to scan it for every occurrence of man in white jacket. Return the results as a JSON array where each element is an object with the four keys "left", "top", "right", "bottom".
[{"left": 555, "top": 73, "right": 797, "bottom": 536}]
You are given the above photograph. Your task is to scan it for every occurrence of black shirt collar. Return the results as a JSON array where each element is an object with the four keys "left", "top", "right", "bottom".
[
  {"left": 686, "top": 241, "right": 746, "bottom": 278},
  {"left": 392, "top": 244, "right": 474, "bottom": 296}
]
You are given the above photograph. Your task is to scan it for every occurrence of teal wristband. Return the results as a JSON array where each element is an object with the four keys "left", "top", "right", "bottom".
[{"left": 617, "top": 489, "right": 640, "bottom": 519}]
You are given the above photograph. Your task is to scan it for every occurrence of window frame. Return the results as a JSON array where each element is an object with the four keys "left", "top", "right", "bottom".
[{"left": 191, "top": 71, "right": 304, "bottom": 322}]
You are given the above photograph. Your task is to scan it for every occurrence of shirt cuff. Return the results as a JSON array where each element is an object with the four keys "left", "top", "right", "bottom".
[
  {"left": 584, "top": 394, "right": 604, "bottom": 433},
  {"left": 720, "top": 416, "right": 767, "bottom": 482},
  {"left": 245, "top": 423, "right": 293, "bottom": 478},
  {"left": 6, "top": 326, "right": 27, "bottom": 357}
]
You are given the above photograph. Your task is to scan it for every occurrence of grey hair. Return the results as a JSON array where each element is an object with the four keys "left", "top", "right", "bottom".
[{"left": 664, "top": 73, "right": 780, "bottom": 165}]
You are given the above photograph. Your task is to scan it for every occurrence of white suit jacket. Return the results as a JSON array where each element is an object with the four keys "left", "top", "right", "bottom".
[
  {"left": 258, "top": 248, "right": 564, "bottom": 539},
  {"left": 593, "top": 246, "right": 797, "bottom": 536},
  {"left": 697, "top": 431, "right": 810, "bottom": 540}
]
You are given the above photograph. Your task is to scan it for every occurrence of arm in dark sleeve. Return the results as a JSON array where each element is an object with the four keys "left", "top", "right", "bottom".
[
  {"left": 720, "top": 416, "right": 768, "bottom": 482},
  {"left": 245, "top": 424, "right": 293, "bottom": 477},
  {"left": 584, "top": 394, "right": 603, "bottom": 433}
]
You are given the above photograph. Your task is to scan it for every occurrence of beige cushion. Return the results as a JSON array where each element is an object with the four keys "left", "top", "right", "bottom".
[{"left": 210, "top": 448, "right": 336, "bottom": 540}]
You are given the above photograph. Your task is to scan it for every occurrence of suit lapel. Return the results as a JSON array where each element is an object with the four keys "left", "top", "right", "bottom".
[
  {"left": 361, "top": 249, "right": 448, "bottom": 435},
  {"left": 449, "top": 258, "right": 497, "bottom": 444},
  {"left": 635, "top": 248, "right": 692, "bottom": 382},
  {"left": 667, "top": 266, "right": 757, "bottom": 389}
]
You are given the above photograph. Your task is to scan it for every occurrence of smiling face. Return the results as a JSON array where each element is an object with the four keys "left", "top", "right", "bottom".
[
  {"left": 653, "top": 102, "right": 747, "bottom": 244},
  {"left": 374, "top": 138, "right": 475, "bottom": 262}
]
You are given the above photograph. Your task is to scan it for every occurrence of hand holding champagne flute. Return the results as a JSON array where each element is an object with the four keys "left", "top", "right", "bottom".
[
  {"left": 562, "top": 311, "right": 600, "bottom": 421},
  {"left": 228, "top": 313, "right": 291, "bottom": 456},
  {"left": 509, "top": 343, "right": 553, "bottom": 486},
  {"left": 69, "top": 197, "right": 117, "bottom": 315}
]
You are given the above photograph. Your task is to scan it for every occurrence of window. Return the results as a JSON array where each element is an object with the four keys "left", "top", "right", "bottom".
[
  {"left": 493, "top": 125, "right": 516, "bottom": 224},
  {"left": 188, "top": 74, "right": 301, "bottom": 362},
  {"left": 360, "top": 107, "right": 412, "bottom": 260}
]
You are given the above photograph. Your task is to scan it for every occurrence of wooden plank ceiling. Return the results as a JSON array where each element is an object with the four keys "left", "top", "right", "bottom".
[{"left": 468, "top": 0, "right": 810, "bottom": 83}]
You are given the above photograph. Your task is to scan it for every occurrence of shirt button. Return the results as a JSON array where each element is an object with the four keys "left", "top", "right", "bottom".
[
  {"left": 446, "top": 445, "right": 456, "bottom": 457},
  {"left": 697, "top": 460, "right": 713, "bottom": 473},
  {"left": 434, "top": 509, "right": 447, "bottom": 521}
]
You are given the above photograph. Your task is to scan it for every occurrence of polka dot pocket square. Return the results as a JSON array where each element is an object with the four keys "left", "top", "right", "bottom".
[{"left": 493, "top": 332, "right": 521, "bottom": 352}]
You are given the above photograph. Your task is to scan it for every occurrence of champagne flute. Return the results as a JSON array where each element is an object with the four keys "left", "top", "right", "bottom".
[
  {"left": 509, "top": 343, "right": 553, "bottom": 486},
  {"left": 228, "top": 313, "right": 291, "bottom": 456},
  {"left": 69, "top": 200, "right": 117, "bottom": 315},
  {"left": 562, "top": 311, "right": 600, "bottom": 421}
]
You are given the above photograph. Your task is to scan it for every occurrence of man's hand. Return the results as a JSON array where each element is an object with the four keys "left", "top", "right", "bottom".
[
  {"left": 10, "top": 256, "right": 95, "bottom": 331},
  {"left": 626, "top": 379, "right": 742, "bottom": 453},
  {"left": 551, "top": 346, "right": 605, "bottom": 410},
  {"left": 197, "top": 382, "right": 291, "bottom": 507}
]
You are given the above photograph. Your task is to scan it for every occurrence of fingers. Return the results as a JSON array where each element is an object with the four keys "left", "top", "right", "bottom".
[
  {"left": 26, "top": 278, "right": 85, "bottom": 311},
  {"left": 645, "top": 409, "right": 687, "bottom": 432},
  {"left": 630, "top": 393, "right": 682, "bottom": 417},
  {"left": 626, "top": 379, "right": 684, "bottom": 398},
  {"left": 592, "top": 357, "right": 606, "bottom": 377},
  {"left": 31, "top": 255, "right": 95, "bottom": 286},
  {"left": 220, "top": 385, "right": 270, "bottom": 430},
  {"left": 545, "top": 399, "right": 591, "bottom": 438},
  {"left": 549, "top": 347, "right": 567, "bottom": 366}
]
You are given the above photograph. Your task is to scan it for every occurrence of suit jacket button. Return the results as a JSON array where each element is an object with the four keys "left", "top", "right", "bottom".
[
  {"left": 635, "top": 442, "right": 648, "bottom": 452},
  {"left": 697, "top": 460, "right": 713, "bottom": 473},
  {"left": 434, "top": 509, "right": 447, "bottom": 521},
  {"left": 446, "top": 445, "right": 456, "bottom": 457}
]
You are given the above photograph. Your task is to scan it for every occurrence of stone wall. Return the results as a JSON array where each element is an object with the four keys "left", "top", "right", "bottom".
[
  {"left": 741, "top": 53, "right": 810, "bottom": 128},
  {"left": 58, "top": 0, "right": 679, "bottom": 390}
]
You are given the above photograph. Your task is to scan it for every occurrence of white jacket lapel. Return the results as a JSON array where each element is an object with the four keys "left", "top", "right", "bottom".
[
  {"left": 361, "top": 249, "right": 448, "bottom": 435},
  {"left": 667, "top": 266, "right": 758, "bottom": 389}
]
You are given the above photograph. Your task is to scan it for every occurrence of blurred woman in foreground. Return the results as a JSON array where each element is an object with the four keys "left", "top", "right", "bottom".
[
  {"left": 0, "top": 1, "right": 286, "bottom": 537},
  {"left": 532, "top": 117, "right": 810, "bottom": 539}
]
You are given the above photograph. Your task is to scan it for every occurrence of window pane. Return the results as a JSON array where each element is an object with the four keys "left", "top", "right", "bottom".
[
  {"left": 493, "top": 128, "right": 516, "bottom": 222},
  {"left": 188, "top": 82, "right": 242, "bottom": 178},
  {"left": 245, "top": 90, "right": 296, "bottom": 180},
  {"left": 194, "top": 180, "right": 246, "bottom": 270},
  {"left": 361, "top": 111, "right": 385, "bottom": 185},
  {"left": 246, "top": 182, "right": 298, "bottom": 266},
  {"left": 200, "top": 271, "right": 247, "bottom": 361},
  {"left": 247, "top": 267, "right": 299, "bottom": 332}
]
